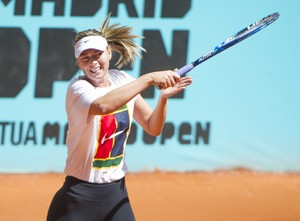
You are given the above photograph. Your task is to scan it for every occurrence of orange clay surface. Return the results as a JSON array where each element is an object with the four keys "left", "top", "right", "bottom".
[{"left": 0, "top": 170, "right": 300, "bottom": 221}]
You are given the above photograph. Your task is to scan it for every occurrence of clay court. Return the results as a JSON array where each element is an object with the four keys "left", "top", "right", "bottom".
[{"left": 0, "top": 170, "right": 299, "bottom": 221}]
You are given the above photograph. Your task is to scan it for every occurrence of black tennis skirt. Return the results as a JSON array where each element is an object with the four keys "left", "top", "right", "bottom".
[{"left": 46, "top": 176, "right": 135, "bottom": 221}]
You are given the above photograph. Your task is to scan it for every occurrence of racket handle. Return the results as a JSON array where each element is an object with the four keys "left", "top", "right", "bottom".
[
  {"left": 155, "top": 63, "right": 194, "bottom": 90},
  {"left": 176, "top": 63, "right": 194, "bottom": 76}
]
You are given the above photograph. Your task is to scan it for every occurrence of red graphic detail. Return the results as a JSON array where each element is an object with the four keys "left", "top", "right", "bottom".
[{"left": 95, "top": 115, "right": 117, "bottom": 159}]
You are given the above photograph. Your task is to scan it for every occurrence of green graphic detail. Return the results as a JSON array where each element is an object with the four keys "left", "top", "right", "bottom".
[{"left": 93, "top": 155, "right": 123, "bottom": 169}]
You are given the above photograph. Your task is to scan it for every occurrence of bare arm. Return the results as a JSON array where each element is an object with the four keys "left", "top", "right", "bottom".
[
  {"left": 89, "top": 70, "right": 180, "bottom": 115},
  {"left": 133, "top": 94, "right": 167, "bottom": 136},
  {"left": 134, "top": 76, "right": 193, "bottom": 136}
]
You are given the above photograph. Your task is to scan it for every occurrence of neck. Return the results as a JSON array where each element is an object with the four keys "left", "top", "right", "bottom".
[{"left": 83, "top": 75, "right": 110, "bottom": 88}]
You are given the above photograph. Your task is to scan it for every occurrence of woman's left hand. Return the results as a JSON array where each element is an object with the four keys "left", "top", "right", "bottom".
[{"left": 161, "top": 76, "right": 192, "bottom": 98}]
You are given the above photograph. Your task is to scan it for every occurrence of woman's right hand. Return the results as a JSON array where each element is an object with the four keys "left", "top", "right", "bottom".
[{"left": 147, "top": 70, "right": 180, "bottom": 89}]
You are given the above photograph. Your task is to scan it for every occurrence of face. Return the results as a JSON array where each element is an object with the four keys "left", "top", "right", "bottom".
[{"left": 77, "top": 47, "right": 112, "bottom": 87}]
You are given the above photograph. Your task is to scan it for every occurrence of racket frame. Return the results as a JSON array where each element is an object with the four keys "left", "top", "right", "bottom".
[{"left": 176, "top": 12, "right": 280, "bottom": 76}]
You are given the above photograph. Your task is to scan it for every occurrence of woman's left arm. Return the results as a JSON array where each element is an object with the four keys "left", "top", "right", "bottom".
[{"left": 133, "top": 76, "right": 192, "bottom": 136}]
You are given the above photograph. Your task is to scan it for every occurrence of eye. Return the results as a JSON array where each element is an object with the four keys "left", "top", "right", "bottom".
[
  {"left": 95, "top": 51, "right": 102, "bottom": 58},
  {"left": 80, "top": 56, "right": 90, "bottom": 63}
]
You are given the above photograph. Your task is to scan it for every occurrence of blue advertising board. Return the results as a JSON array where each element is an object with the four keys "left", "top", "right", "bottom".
[{"left": 0, "top": 0, "right": 299, "bottom": 172}]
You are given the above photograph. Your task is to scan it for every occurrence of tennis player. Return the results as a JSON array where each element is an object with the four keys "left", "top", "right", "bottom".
[{"left": 46, "top": 14, "right": 192, "bottom": 221}]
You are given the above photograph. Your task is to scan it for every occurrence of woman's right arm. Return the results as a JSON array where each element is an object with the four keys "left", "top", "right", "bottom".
[{"left": 88, "top": 70, "right": 180, "bottom": 115}]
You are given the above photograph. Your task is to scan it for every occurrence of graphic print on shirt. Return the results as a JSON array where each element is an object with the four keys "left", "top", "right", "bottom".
[{"left": 93, "top": 105, "right": 129, "bottom": 169}]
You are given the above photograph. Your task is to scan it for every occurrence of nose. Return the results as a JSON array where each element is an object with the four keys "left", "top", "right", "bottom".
[
  {"left": 91, "top": 53, "right": 102, "bottom": 63},
  {"left": 90, "top": 57, "right": 99, "bottom": 64}
]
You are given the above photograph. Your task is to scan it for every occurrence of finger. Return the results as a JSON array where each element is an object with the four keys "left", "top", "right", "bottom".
[
  {"left": 180, "top": 76, "right": 192, "bottom": 81},
  {"left": 179, "top": 77, "right": 192, "bottom": 84},
  {"left": 166, "top": 75, "right": 177, "bottom": 87}
]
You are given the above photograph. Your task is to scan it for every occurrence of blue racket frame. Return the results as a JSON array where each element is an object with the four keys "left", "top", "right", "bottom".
[{"left": 176, "top": 12, "right": 280, "bottom": 76}]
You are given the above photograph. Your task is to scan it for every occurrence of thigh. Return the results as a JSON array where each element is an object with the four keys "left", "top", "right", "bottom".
[
  {"left": 46, "top": 186, "right": 67, "bottom": 221},
  {"left": 104, "top": 187, "right": 136, "bottom": 221},
  {"left": 56, "top": 195, "right": 102, "bottom": 221}
]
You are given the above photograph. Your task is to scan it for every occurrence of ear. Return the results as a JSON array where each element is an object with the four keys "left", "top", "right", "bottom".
[{"left": 107, "top": 46, "right": 112, "bottom": 60}]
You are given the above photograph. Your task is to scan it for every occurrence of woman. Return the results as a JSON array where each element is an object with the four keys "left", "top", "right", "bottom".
[{"left": 47, "top": 15, "right": 192, "bottom": 221}]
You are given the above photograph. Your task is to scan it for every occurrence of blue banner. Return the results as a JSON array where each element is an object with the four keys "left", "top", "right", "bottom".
[{"left": 0, "top": 0, "right": 299, "bottom": 172}]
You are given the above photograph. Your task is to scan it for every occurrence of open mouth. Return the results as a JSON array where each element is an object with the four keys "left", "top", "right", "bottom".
[{"left": 90, "top": 67, "right": 101, "bottom": 74}]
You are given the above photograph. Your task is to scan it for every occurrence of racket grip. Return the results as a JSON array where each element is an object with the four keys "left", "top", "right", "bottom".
[
  {"left": 155, "top": 63, "right": 194, "bottom": 90},
  {"left": 176, "top": 64, "right": 194, "bottom": 76}
]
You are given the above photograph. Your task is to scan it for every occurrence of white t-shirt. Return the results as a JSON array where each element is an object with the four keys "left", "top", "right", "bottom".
[{"left": 64, "top": 69, "right": 136, "bottom": 183}]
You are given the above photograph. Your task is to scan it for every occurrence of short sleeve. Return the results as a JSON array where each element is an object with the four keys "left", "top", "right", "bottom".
[{"left": 66, "top": 78, "right": 97, "bottom": 122}]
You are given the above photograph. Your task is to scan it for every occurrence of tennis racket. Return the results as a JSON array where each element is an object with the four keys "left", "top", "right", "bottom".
[{"left": 176, "top": 12, "right": 280, "bottom": 76}]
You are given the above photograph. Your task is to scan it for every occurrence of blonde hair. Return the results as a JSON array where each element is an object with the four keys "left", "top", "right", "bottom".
[{"left": 74, "top": 14, "right": 145, "bottom": 68}]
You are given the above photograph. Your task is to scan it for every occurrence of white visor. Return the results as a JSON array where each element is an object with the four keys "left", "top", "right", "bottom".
[{"left": 74, "top": 35, "right": 108, "bottom": 58}]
